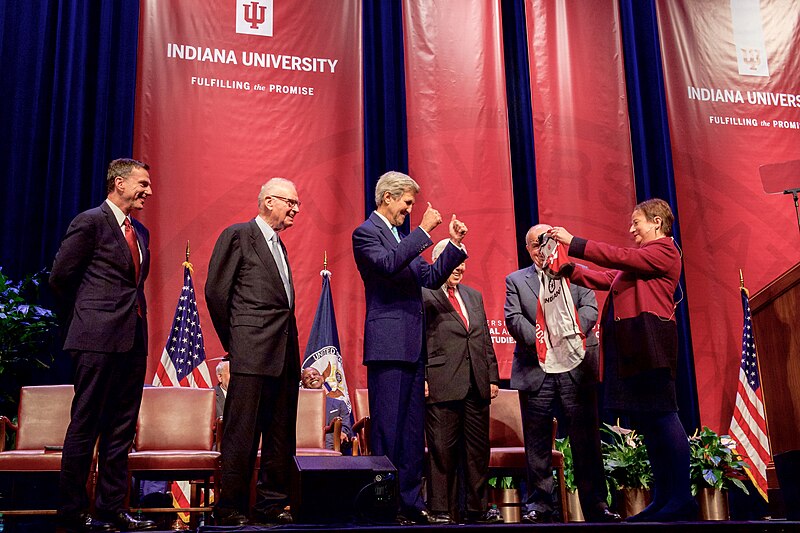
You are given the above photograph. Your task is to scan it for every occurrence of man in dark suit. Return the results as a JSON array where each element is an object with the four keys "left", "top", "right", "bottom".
[
  {"left": 51, "top": 158, "right": 156, "bottom": 532},
  {"left": 206, "top": 178, "right": 300, "bottom": 527},
  {"left": 352, "top": 171, "right": 467, "bottom": 524},
  {"left": 504, "top": 224, "right": 620, "bottom": 524},
  {"left": 422, "top": 240, "right": 501, "bottom": 525},
  {"left": 214, "top": 359, "right": 230, "bottom": 418}
]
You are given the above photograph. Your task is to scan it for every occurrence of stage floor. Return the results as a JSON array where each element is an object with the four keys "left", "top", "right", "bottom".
[{"left": 4, "top": 518, "right": 798, "bottom": 533}]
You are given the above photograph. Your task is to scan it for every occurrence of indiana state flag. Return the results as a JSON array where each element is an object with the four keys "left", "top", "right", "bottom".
[{"left": 302, "top": 269, "right": 352, "bottom": 415}]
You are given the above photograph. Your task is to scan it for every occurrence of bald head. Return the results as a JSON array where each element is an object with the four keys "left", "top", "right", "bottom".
[{"left": 525, "top": 224, "right": 552, "bottom": 267}]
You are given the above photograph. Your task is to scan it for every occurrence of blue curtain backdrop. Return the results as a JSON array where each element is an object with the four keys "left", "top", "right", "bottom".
[
  {"left": 619, "top": 0, "right": 700, "bottom": 431},
  {"left": 0, "top": 0, "right": 701, "bottom": 432},
  {"left": 0, "top": 0, "right": 140, "bottom": 281}
]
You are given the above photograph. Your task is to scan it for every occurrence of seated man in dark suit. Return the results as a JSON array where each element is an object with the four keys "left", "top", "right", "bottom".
[
  {"left": 301, "top": 367, "right": 352, "bottom": 452},
  {"left": 214, "top": 359, "right": 230, "bottom": 419}
]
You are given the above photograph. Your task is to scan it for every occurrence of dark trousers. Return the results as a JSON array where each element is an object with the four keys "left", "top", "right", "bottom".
[
  {"left": 425, "top": 386, "right": 490, "bottom": 518},
  {"left": 519, "top": 372, "right": 608, "bottom": 517},
  {"left": 367, "top": 360, "right": 426, "bottom": 513},
  {"left": 58, "top": 323, "right": 147, "bottom": 517},
  {"left": 217, "top": 352, "right": 298, "bottom": 516}
]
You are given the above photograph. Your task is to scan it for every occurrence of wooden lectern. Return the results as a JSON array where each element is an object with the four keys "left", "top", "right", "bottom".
[{"left": 750, "top": 261, "right": 800, "bottom": 515}]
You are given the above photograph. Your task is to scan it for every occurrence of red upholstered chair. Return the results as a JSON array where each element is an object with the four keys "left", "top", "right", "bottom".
[
  {"left": 351, "top": 388, "right": 371, "bottom": 456},
  {"left": 0, "top": 385, "right": 88, "bottom": 516},
  {"left": 296, "top": 388, "right": 342, "bottom": 457},
  {"left": 489, "top": 389, "right": 567, "bottom": 523},
  {"left": 126, "top": 386, "right": 219, "bottom": 524}
]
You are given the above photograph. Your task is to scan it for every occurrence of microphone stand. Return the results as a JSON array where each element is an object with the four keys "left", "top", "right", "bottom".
[{"left": 785, "top": 188, "right": 800, "bottom": 236}]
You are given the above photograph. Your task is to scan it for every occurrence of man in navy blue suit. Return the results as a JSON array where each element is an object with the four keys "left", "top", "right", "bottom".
[
  {"left": 352, "top": 171, "right": 468, "bottom": 525},
  {"left": 51, "top": 158, "right": 156, "bottom": 532}
]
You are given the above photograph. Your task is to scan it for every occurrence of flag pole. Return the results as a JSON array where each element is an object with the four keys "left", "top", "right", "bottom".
[
  {"left": 739, "top": 269, "right": 748, "bottom": 297},
  {"left": 321, "top": 251, "right": 330, "bottom": 277},
  {"left": 183, "top": 240, "right": 193, "bottom": 273}
]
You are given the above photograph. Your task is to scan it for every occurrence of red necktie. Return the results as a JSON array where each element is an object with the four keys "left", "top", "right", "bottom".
[
  {"left": 447, "top": 286, "right": 468, "bottom": 328},
  {"left": 124, "top": 218, "right": 141, "bottom": 283}
]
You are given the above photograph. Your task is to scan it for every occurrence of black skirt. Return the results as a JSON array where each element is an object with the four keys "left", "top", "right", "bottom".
[{"left": 601, "top": 300, "right": 677, "bottom": 413}]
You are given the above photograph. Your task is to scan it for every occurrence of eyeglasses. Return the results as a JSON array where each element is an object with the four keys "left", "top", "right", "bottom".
[{"left": 269, "top": 195, "right": 301, "bottom": 209}]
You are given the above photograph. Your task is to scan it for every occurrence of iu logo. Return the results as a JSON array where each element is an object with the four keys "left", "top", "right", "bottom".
[
  {"left": 236, "top": 0, "right": 273, "bottom": 37},
  {"left": 740, "top": 48, "right": 761, "bottom": 71},
  {"left": 730, "top": 0, "right": 769, "bottom": 77}
]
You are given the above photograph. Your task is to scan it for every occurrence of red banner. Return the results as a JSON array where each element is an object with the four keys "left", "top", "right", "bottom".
[
  {"left": 403, "top": 0, "right": 518, "bottom": 377},
  {"left": 134, "top": 1, "right": 366, "bottom": 387},
  {"left": 525, "top": 0, "right": 637, "bottom": 336},
  {"left": 657, "top": 0, "right": 800, "bottom": 433}
]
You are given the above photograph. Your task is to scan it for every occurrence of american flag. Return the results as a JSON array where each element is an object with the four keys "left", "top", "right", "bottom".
[
  {"left": 152, "top": 263, "right": 213, "bottom": 517},
  {"left": 153, "top": 265, "right": 212, "bottom": 387},
  {"left": 729, "top": 287, "right": 771, "bottom": 500}
]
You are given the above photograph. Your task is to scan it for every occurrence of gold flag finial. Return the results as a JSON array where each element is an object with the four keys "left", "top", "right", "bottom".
[
  {"left": 182, "top": 240, "right": 194, "bottom": 273},
  {"left": 324, "top": 251, "right": 328, "bottom": 271},
  {"left": 739, "top": 269, "right": 749, "bottom": 297}
]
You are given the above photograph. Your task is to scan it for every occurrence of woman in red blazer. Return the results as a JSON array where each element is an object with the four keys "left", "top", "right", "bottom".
[{"left": 547, "top": 198, "right": 696, "bottom": 522}]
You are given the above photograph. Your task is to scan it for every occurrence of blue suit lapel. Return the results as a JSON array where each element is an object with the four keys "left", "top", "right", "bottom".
[{"left": 523, "top": 265, "right": 541, "bottom": 298}]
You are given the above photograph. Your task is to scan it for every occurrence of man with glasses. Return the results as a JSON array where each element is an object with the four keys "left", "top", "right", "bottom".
[
  {"left": 504, "top": 224, "right": 620, "bottom": 524},
  {"left": 352, "top": 171, "right": 468, "bottom": 525},
  {"left": 206, "top": 178, "right": 300, "bottom": 527}
]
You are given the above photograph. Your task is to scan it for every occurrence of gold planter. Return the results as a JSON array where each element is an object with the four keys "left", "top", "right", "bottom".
[
  {"left": 697, "top": 488, "right": 729, "bottom": 520},
  {"left": 488, "top": 488, "right": 521, "bottom": 523},
  {"left": 566, "top": 489, "right": 585, "bottom": 522},
  {"left": 615, "top": 488, "right": 651, "bottom": 519}
]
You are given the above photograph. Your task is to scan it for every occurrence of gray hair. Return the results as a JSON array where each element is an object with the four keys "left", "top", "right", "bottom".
[
  {"left": 374, "top": 171, "right": 420, "bottom": 207},
  {"left": 257, "top": 177, "right": 295, "bottom": 209},
  {"left": 215, "top": 359, "right": 229, "bottom": 377},
  {"left": 431, "top": 238, "right": 466, "bottom": 262}
]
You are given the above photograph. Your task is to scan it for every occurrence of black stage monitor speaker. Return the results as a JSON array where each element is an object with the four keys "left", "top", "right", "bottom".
[
  {"left": 774, "top": 449, "right": 800, "bottom": 520},
  {"left": 291, "top": 455, "right": 398, "bottom": 524}
]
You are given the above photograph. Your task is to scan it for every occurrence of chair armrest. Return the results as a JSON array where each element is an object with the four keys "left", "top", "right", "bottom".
[
  {"left": 351, "top": 436, "right": 360, "bottom": 456},
  {"left": 352, "top": 416, "right": 371, "bottom": 456},
  {"left": 0, "top": 415, "right": 18, "bottom": 452},
  {"left": 352, "top": 415, "right": 369, "bottom": 433},
  {"left": 329, "top": 417, "right": 343, "bottom": 454},
  {"left": 215, "top": 416, "right": 224, "bottom": 451}
]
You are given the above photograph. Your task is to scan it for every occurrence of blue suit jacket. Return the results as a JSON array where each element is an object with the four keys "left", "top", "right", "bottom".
[
  {"left": 504, "top": 265, "right": 599, "bottom": 392},
  {"left": 352, "top": 212, "right": 467, "bottom": 364},
  {"left": 50, "top": 201, "right": 150, "bottom": 353}
]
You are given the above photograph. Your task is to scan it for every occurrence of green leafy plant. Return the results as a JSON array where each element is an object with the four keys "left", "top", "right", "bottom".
[
  {"left": 0, "top": 268, "right": 57, "bottom": 418},
  {"left": 488, "top": 476, "right": 518, "bottom": 489},
  {"left": 689, "top": 426, "right": 749, "bottom": 496},
  {"left": 555, "top": 437, "right": 577, "bottom": 493},
  {"left": 601, "top": 422, "right": 653, "bottom": 491}
]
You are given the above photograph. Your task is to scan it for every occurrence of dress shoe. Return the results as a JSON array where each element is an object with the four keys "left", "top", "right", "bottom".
[
  {"left": 591, "top": 508, "right": 622, "bottom": 523},
  {"left": 251, "top": 509, "right": 294, "bottom": 526},
  {"left": 58, "top": 512, "right": 114, "bottom": 532},
  {"left": 397, "top": 508, "right": 430, "bottom": 525},
  {"left": 101, "top": 512, "right": 156, "bottom": 531},
  {"left": 473, "top": 507, "right": 504, "bottom": 524},
  {"left": 427, "top": 511, "right": 455, "bottom": 525},
  {"left": 521, "top": 509, "right": 552, "bottom": 523},
  {"left": 211, "top": 508, "right": 249, "bottom": 526},
  {"left": 648, "top": 499, "right": 699, "bottom": 522}
]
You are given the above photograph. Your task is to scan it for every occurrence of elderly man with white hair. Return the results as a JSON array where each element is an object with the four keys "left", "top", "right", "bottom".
[{"left": 422, "top": 239, "right": 501, "bottom": 525}]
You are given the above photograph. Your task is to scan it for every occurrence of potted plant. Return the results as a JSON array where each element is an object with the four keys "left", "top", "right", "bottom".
[
  {"left": 0, "top": 268, "right": 57, "bottom": 431},
  {"left": 601, "top": 422, "right": 653, "bottom": 518},
  {"left": 689, "top": 426, "right": 749, "bottom": 520},
  {"left": 555, "top": 437, "right": 583, "bottom": 521},
  {"left": 487, "top": 476, "right": 521, "bottom": 523}
]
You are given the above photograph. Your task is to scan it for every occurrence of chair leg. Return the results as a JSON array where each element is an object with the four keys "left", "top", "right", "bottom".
[{"left": 556, "top": 465, "right": 568, "bottom": 523}]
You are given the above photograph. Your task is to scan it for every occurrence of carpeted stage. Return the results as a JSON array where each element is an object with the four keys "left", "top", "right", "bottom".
[{"left": 4, "top": 518, "right": 800, "bottom": 532}]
